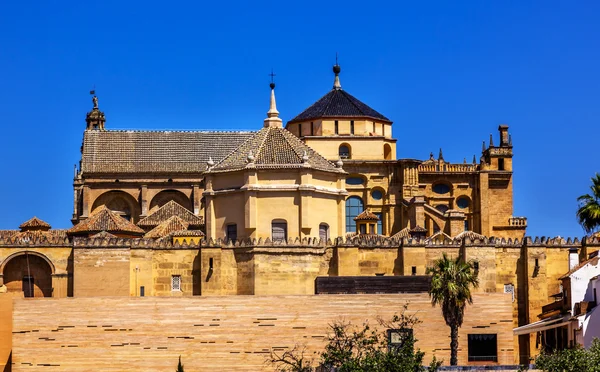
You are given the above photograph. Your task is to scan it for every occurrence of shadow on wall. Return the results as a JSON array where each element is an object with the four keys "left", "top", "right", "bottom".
[{"left": 2, "top": 352, "right": 11, "bottom": 372}]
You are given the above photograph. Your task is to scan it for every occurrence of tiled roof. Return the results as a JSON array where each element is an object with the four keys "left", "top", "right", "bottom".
[
  {"left": 137, "top": 200, "right": 204, "bottom": 228},
  {"left": 410, "top": 225, "right": 427, "bottom": 233},
  {"left": 354, "top": 209, "right": 380, "bottom": 221},
  {"left": 68, "top": 206, "right": 145, "bottom": 236},
  {"left": 144, "top": 216, "right": 190, "bottom": 239},
  {"left": 19, "top": 217, "right": 51, "bottom": 231},
  {"left": 454, "top": 230, "right": 487, "bottom": 241},
  {"left": 209, "top": 127, "right": 340, "bottom": 173},
  {"left": 81, "top": 130, "right": 255, "bottom": 174},
  {"left": 89, "top": 231, "right": 117, "bottom": 239},
  {"left": 391, "top": 227, "right": 410, "bottom": 240},
  {"left": 170, "top": 230, "right": 205, "bottom": 237},
  {"left": 426, "top": 231, "right": 452, "bottom": 242},
  {"left": 288, "top": 89, "right": 390, "bottom": 123}
]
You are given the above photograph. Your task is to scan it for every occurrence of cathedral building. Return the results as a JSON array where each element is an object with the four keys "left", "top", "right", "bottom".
[{"left": 1, "top": 64, "right": 598, "bottom": 367}]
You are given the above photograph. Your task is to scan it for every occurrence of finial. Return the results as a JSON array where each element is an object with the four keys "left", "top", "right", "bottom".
[
  {"left": 302, "top": 150, "right": 309, "bottom": 163},
  {"left": 90, "top": 89, "right": 98, "bottom": 109},
  {"left": 207, "top": 156, "right": 215, "bottom": 167},
  {"left": 489, "top": 133, "right": 494, "bottom": 147},
  {"left": 482, "top": 140, "right": 486, "bottom": 152},
  {"left": 429, "top": 152, "right": 435, "bottom": 161},
  {"left": 336, "top": 157, "right": 344, "bottom": 168},
  {"left": 472, "top": 155, "right": 476, "bottom": 164},
  {"left": 463, "top": 157, "right": 467, "bottom": 164},
  {"left": 438, "top": 148, "right": 444, "bottom": 161},
  {"left": 333, "top": 54, "right": 341, "bottom": 90},
  {"left": 264, "top": 70, "right": 283, "bottom": 128},
  {"left": 247, "top": 150, "right": 255, "bottom": 163},
  {"left": 73, "top": 164, "right": 77, "bottom": 178}
]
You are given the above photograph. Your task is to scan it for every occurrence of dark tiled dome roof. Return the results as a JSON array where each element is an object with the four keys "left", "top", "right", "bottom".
[{"left": 288, "top": 89, "right": 390, "bottom": 124}]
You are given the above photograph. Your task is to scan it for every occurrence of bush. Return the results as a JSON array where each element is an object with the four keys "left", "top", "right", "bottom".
[{"left": 535, "top": 338, "right": 600, "bottom": 372}]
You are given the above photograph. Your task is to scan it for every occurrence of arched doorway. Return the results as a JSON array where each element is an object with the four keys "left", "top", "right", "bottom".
[
  {"left": 384, "top": 144, "right": 392, "bottom": 160},
  {"left": 2, "top": 253, "right": 54, "bottom": 297},
  {"left": 150, "top": 190, "right": 192, "bottom": 211}
]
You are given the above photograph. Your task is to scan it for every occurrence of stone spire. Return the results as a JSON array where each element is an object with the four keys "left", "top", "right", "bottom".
[
  {"left": 263, "top": 78, "right": 283, "bottom": 128},
  {"left": 333, "top": 63, "right": 342, "bottom": 90}
]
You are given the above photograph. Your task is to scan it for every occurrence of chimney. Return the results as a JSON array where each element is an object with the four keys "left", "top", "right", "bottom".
[{"left": 569, "top": 248, "right": 579, "bottom": 270}]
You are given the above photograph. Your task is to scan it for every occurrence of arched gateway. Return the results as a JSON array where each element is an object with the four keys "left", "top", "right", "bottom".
[{"left": 1, "top": 252, "right": 54, "bottom": 297}]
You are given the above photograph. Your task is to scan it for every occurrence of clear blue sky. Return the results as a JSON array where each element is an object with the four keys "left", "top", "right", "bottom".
[{"left": 0, "top": 1, "right": 598, "bottom": 238}]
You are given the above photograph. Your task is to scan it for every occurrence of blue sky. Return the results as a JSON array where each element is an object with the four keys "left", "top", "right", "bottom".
[{"left": 0, "top": 1, "right": 598, "bottom": 237}]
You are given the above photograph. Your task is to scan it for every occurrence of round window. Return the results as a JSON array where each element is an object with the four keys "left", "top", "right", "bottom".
[
  {"left": 456, "top": 197, "right": 470, "bottom": 209},
  {"left": 432, "top": 183, "right": 451, "bottom": 194},
  {"left": 346, "top": 177, "right": 364, "bottom": 185},
  {"left": 371, "top": 190, "right": 383, "bottom": 200}
]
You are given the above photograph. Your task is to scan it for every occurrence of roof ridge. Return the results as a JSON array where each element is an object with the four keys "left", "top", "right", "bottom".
[
  {"left": 254, "top": 127, "right": 272, "bottom": 161},
  {"left": 339, "top": 90, "right": 368, "bottom": 117}
]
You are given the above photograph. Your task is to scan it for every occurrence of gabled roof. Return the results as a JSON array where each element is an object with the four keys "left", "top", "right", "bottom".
[
  {"left": 137, "top": 200, "right": 204, "bottom": 228},
  {"left": 209, "top": 127, "right": 341, "bottom": 173},
  {"left": 144, "top": 216, "right": 190, "bottom": 239},
  {"left": 19, "top": 217, "right": 51, "bottom": 231},
  {"left": 391, "top": 227, "right": 410, "bottom": 240},
  {"left": 68, "top": 206, "right": 145, "bottom": 236},
  {"left": 81, "top": 130, "right": 255, "bottom": 174},
  {"left": 426, "top": 231, "right": 452, "bottom": 242},
  {"left": 354, "top": 209, "right": 380, "bottom": 221},
  {"left": 454, "top": 230, "right": 487, "bottom": 241},
  {"left": 89, "top": 231, "right": 118, "bottom": 239},
  {"left": 288, "top": 89, "right": 390, "bottom": 124}
]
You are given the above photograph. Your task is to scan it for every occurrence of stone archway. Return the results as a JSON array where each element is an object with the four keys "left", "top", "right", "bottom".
[
  {"left": 2, "top": 252, "right": 54, "bottom": 297},
  {"left": 150, "top": 190, "right": 192, "bottom": 211},
  {"left": 92, "top": 190, "right": 141, "bottom": 222}
]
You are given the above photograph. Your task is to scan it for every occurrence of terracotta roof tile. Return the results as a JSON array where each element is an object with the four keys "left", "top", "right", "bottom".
[
  {"left": 137, "top": 200, "right": 203, "bottom": 228},
  {"left": 81, "top": 130, "right": 255, "bottom": 174},
  {"left": 354, "top": 209, "right": 380, "bottom": 221},
  {"left": 89, "top": 231, "right": 118, "bottom": 239},
  {"left": 391, "top": 227, "right": 410, "bottom": 240},
  {"left": 288, "top": 89, "right": 390, "bottom": 123},
  {"left": 209, "top": 127, "right": 340, "bottom": 173},
  {"left": 410, "top": 225, "right": 427, "bottom": 233},
  {"left": 453, "top": 230, "right": 486, "bottom": 241},
  {"left": 144, "top": 216, "right": 190, "bottom": 239},
  {"left": 19, "top": 217, "right": 51, "bottom": 231},
  {"left": 68, "top": 206, "right": 145, "bottom": 236},
  {"left": 426, "top": 231, "right": 452, "bottom": 242}
]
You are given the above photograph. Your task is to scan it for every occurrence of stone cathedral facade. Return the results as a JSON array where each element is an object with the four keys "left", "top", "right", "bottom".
[{"left": 1, "top": 65, "right": 598, "bottom": 365}]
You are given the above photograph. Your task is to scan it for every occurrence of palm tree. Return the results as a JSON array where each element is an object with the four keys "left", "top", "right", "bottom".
[
  {"left": 577, "top": 173, "right": 600, "bottom": 234},
  {"left": 427, "top": 253, "right": 479, "bottom": 366}
]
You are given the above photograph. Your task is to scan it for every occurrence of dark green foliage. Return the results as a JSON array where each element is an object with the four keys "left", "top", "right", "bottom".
[
  {"left": 427, "top": 253, "right": 479, "bottom": 365},
  {"left": 267, "top": 305, "right": 442, "bottom": 372},
  {"left": 176, "top": 355, "right": 184, "bottom": 372},
  {"left": 535, "top": 338, "right": 600, "bottom": 372},
  {"left": 577, "top": 173, "right": 600, "bottom": 234}
]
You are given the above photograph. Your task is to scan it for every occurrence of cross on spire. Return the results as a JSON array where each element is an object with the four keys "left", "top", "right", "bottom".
[{"left": 269, "top": 68, "right": 276, "bottom": 87}]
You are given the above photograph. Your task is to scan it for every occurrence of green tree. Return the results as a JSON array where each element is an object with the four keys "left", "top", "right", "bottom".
[
  {"left": 577, "top": 173, "right": 600, "bottom": 234},
  {"left": 267, "top": 305, "right": 442, "bottom": 372},
  {"left": 427, "top": 253, "right": 479, "bottom": 366},
  {"left": 534, "top": 338, "right": 600, "bottom": 372},
  {"left": 176, "top": 355, "right": 184, "bottom": 372}
]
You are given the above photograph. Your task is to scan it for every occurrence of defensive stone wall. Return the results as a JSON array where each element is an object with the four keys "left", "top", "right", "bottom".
[{"left": 10, "top": 293, "right": 513, "bottom": 371}]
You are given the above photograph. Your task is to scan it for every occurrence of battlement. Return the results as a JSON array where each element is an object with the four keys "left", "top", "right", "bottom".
[{"left": 418, "top": 162, "right": 478, "bottom": 173}]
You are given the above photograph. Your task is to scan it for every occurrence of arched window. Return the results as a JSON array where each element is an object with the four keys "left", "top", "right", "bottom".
[
  {"left": 345, "top": 196, "right": 364, "bottom": 233},
  {"left": 384, "top": 144, "right": 392, "bottom": 160},
  {"left": 319, "top": 223, "right": 329, "bottom": 241},
  {"left": 339, "top": 144, "right": 351, "bottom": 159},
  {"left": 271, "top": 219, "right": 287, "bottom": 242},
  {"left": 432, "top": 183, "right": 451, "bottom": 195}
]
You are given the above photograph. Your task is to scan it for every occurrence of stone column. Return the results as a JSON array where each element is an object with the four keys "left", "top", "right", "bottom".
[
  {"left": 81, "top": 185, "right": 90, "bottom": 219},
  {"left": 192, "top": 184, "right": 201, "bottom": 216},
  {"left": 140, "top": 185, "right": 148, "bottom": 217},
  {"left": 72, "top": 187, "right": 79, "bottom": 220}
]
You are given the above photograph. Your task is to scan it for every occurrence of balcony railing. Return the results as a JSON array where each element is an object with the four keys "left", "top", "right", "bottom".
[
  {"left": 509, "top": 217, "right": 527, "bottom": 227},
  {"left": 418, "top": 163, "right": 478, "bottom": 173}
]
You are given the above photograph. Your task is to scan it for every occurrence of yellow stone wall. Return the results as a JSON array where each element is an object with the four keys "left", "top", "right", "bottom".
[
  {"left": 73, "top": 247, "right": 130, "bottom": 297},
  {"left": 304, "top": 136, "right": 397, "bottom": 161},
  {"left": 0, "top": 293, "right": 13, "bottom": 371},
  {"left": 9, "top": 293, "right": 514, "bottom": 371}
]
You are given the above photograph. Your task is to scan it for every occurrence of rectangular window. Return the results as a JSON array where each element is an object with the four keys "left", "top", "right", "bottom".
[
  {"left": 503, "top": 284, "right": 515, "bottom": 302},
  {"left": 226, "top": 224, "right": 237, "bottom": 242},
  {"left": 171, "top": 275, "right": 181, "bottom": 291},
  {"left": 468, "top": 334, "right": 497, "bottom": 362},
  {"left": 464, "top": 219, "right": 469, "bottom": 231},
  {"left": 272, "top": 222, "right": 287, "bottom": 242},
  {"left": 360, "top": 224, "right": 366, "bottom": 234},
  {"left": 334, "top": 120, "right": 339, "bottom": 134},
  {"left": 411, "top": 266, "right": 417, "bottom": 276},
  {"left": 350, "top": 120, "right": 354, "bottom": 135},
  {"left": 374, "top": 212, "right": 383, "bottom": 235},
  {"left": 369, "top": 224, "right": 375, "bottom": 234},
  {"left": 310, "top": 122, "right": 314, "bottom": 136},
  {"left": 498, "top": 158, "right": 505, "bottom": 171},
  {"left": 319, "top": 224, "right": 329, "bottom": 241}
]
